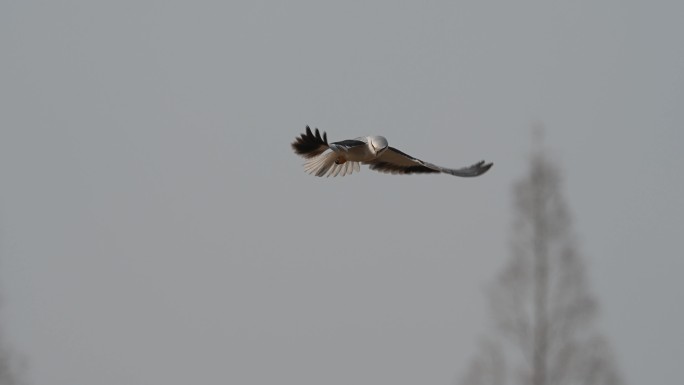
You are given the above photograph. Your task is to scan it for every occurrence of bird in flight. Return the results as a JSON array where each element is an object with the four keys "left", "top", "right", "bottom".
[{"left": 292, "top": 126, "right": 493, "bottom": 178}]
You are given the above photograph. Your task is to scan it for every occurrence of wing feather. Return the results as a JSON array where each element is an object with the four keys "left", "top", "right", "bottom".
[
  {"left": 329, "top": 139, "right": 366, "bottom": 152},
  {"left": 292, "top": 126, "right": 329, "bottom": 158},
  {"left": 367, "top": 147, "right": 493, "bottom": 177}
]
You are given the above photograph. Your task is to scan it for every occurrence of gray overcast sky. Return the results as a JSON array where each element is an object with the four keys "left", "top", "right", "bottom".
[{"left": 1, "top": 1, "right": 682, "bottom": 384}]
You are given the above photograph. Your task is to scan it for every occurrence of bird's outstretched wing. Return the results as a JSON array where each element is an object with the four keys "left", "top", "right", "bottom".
[
  {"left": 367, "top": 147, "right": 493, "bottom": 177},
  {"left": 292, "top": 126, "right": 329, "bottom": 158}
]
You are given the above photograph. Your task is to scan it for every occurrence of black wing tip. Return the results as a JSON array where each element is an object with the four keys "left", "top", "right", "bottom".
[
  {"left": 291, "top": 126, "right": 329, "bottom": 158},
  {"left": 437, "top": 159, "right": 494, "bottom": 177},
  {"left": 479, "top": 160, "right": 493, "bottom": 170},
  {"left": 470, "top": 160, "right": 493, "bottom": 176}
]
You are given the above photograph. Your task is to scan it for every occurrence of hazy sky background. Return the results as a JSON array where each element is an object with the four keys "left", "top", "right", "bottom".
[{"left": 1, "top": 1, "right": 682, "bottom": 384}]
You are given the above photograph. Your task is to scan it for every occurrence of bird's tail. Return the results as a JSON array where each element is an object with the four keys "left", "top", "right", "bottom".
[{"left": 303, "top": 151, "right": 361, "bottom": 177}]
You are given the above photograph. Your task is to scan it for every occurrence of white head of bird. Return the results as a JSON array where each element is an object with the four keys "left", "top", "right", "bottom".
[{"left": 368, "top": 136, "right": 389, "bottom": 156}]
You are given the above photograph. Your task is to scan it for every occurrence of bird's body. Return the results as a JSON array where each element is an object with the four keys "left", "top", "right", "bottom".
[
  {"left": 292, "top": 126, "right": 493, "bottom": 178},
  {"left": 328, "top": 137, "right": 384, "bottom": 162}
]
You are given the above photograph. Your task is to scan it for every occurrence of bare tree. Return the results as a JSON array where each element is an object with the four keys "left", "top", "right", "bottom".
[
  {"left": 461, "top": 134, "right": 622, "bottom": 385},
  {"left": 0, "top": 282, "right": 24, "bottom": 385},
  {"left": 0, "top": 341, "right": 22, "bottom": 385}
]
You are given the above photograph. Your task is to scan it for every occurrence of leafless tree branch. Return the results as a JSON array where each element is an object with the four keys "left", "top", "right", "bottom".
[{"left": 461, "top": 132, "right": 622, "bottom": 385}]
